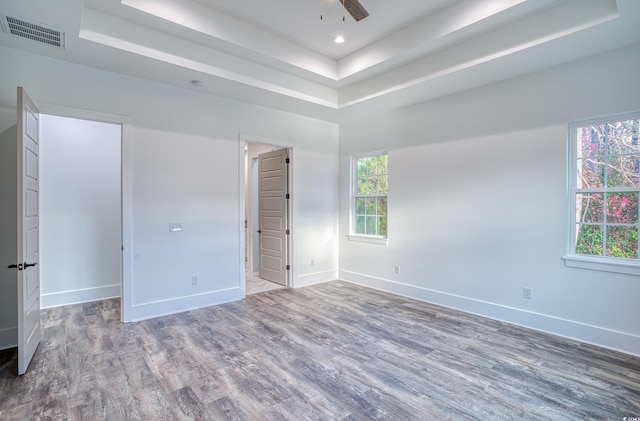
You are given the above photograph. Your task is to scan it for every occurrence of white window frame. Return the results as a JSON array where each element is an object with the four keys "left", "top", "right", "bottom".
[
  {"left": 564, "top": 111, "right": 640, "bottom": 275},
  {"left": 347, "top": 151, "right": 389, "bottom": 245}
]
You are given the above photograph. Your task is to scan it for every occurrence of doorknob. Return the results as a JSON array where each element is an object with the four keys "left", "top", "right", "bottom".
[
  {"left": 24, "top": 262, "right": 37, "bottom": 268},
  {"left": 7, "top": 263, "right": 23, "bottom": 270},
  {"left": 257, "top": 230, "right": 262, "bottom": 233}
]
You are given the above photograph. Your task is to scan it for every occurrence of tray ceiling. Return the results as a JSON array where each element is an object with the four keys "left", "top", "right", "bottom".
[{"left": 0, "top": 0, "right": 639, "bottom": 121}]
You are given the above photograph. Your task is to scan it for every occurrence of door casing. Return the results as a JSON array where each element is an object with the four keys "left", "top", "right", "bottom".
[
  {"left": 239, "top": 134, "right": 294, "bottom": 295},
  {"left": 37, "top": 103, "right": 134, "bottom": 322}
]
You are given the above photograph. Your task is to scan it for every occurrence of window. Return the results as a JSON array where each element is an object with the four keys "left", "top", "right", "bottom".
[
  {"left": 566, "top": 112, "right": 640, "bottom": 274},
  {"left": 349, "top": 152, "right": 388, "bottom": 243}
]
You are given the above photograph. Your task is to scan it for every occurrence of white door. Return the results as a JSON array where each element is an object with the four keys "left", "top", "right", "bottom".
[
  {"left": 258, "top": 149, "right": 288, "bottom": 286},
  {"left": 16, "top": 87, "right": 41, "bottom": 375}
]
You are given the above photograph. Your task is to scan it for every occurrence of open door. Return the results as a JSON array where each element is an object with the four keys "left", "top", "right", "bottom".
[
  {"left": 257, "top": 148, "right": 289, "bottom": 286},
  {"left": 14, "top": 87, "right": 42, "bottom": 375}
]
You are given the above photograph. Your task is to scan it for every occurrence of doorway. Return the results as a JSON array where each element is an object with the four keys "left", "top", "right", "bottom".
[
  {"left": 244, "top": 142, "right": 291, "bottom": 295},
  {"left": 39, "top": 114, "right": 122, "bottom": 309}
]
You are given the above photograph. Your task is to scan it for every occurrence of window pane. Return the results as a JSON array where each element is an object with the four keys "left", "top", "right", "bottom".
[
  {"left": 377, "top": 154, "right": 388, "bottom": 175},
  {"left": 352, "top": 153, "right": 388, "bottom": 238},
  {"left": 378, "top": 175, "right": 388, "bottom": 194},
  {"left": 366, "top": 216, "right": 377, "bottom": 235},
  {"left": 606, "top": 226, "right": 638, "bottom": 258},
  {"left": 378, "top": 197, "right": 387, "bottom": 216},
  {"left": 572, "top": 116, "right": 640, "bottom": 263},
  {"left": 577, "top": 193, "right": 604, "bottom": 223},
  {"left": 368, "top": 176, "right": 379, "bottom": 194},
  {"left": 357, "top": 178, "right": 368, "bottom": 195},
  {"left": 575, "top": 224, "right": 603, "bottom": 256},
  {"left": 357, "top": 157, "right": 369, "bottom": 178},
  {"left": 607, "top": 192, "right": 639, "bottom": 224},
  {"left": 606, "top": 120, "right": 640, "bottom": 156},
  {"left": 370, "top": 155, "right": 379, "bottom": 175},
  {"left": 577, "top": 126, "right": 606, "bottom": 159},
  {"left": 607, "top": 155, "right": 639, "bottom": 188},
  {"left": 576, "top": 158, "right": 604, "bottom": 188},
  {"left": 366, "top": 197, "right": 377, "bottom": 215},
  {"left": 355, "top": 197, "right": 365, "bottom": 215},
  {"left": 379, "top": 216, "right": 387, "bottom": 237}
]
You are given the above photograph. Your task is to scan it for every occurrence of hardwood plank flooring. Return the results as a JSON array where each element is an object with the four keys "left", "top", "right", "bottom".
[{"left": 0, "top": 281, "right": 639, "bottom": 420}]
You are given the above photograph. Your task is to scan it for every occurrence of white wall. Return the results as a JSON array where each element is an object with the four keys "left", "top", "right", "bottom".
[
  {"left": 339, "top": 43, "right": 640, "bottom": 356},
  {"left": 0, "top": 125, "right": 18, "bottom": 349},
  {"left": 0, "top": 45, "right": 340, "bottom": 322},
  {"left": 39, "top": 115, "right": 121, "bottom": 308}
]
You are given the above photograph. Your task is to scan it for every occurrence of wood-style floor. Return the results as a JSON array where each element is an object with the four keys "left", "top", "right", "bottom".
[{"left": 1, "top": 281, "right": 639, "bottom": 420}]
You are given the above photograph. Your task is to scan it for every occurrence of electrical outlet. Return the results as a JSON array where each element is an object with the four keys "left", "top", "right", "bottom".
[
  {"left": 523, "top": 287, "right": 532, "bottom": 299},
  {"left": 394, "top": 265, "right": 400, "bottom": 274},
  {"left": 192, "top": 275, "right": 198, "bottom": 285}
]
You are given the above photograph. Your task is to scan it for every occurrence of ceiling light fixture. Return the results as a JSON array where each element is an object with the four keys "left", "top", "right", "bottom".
[{"left": 334, "top": 36, "right": 345, "bottom": 44}]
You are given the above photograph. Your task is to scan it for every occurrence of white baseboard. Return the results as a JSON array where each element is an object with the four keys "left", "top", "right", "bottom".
[
  {"left": 294, "top": 270, "right": 337, "bottom": 288},
  {"left": 127, "top": 287, "right": 243, "bottom": 322},
  {"left": 0, "top": 326, "right": 17, "bottom": 351},
  {"left": 41, "top": 284, "right": 121, "bottom": 309},
  {"left": 339, "top": 270, "right": 640, "bottom": 357}
]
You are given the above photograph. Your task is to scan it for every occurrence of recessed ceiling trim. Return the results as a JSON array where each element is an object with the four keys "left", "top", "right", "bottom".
[
  {"left": 78, "top": 21, "right": 339, "bottom": 109},
  {"left": 0, "top": 14, "right": 65, "bottom": 48},
  {"left": 121, "top": 0, "right": 338, "bottom": 80}
]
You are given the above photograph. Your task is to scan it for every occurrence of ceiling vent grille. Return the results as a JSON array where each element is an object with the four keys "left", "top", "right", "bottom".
[{"left": 1, "top": 15, "right": 64, "bottom": 48}]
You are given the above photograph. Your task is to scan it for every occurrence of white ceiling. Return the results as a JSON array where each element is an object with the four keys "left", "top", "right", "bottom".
[{"left": 0, "top": 0, "right": 639, "bottom": 122}]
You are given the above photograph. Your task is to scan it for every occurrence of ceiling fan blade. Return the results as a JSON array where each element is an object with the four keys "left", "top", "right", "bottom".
[{"left": 342, "top": 0, "right": 369, "bottom": 21}]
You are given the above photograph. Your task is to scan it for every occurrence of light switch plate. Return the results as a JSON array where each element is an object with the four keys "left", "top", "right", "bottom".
[{"left": 169, "top": 222, "right": 183, "bottom": 232}]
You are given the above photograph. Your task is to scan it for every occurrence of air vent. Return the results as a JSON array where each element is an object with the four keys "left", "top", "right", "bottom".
[{"left": 1, "top": 15, "right": 64, "bottom": 48}]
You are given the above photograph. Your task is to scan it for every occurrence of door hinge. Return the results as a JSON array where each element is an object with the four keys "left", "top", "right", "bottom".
[
  {"left": 286, "top": 193, "right": 290, "bottom": 199},
  {"left": 286, "top": 157, "right": 290, "bottom": 164},
  {"left": 286, "top": 265, "right": 290, "bottom": 270},
  {"left": 286, "top": 229, "right": 290, "bottom": 235}
]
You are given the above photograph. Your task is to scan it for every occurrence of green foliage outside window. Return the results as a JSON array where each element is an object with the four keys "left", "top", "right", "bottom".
[
  {"left": 574, "top": 118, "right": 640, "bottom": 258},
  {"left": 354, "top": 153, "right": 388, "bottom": 236}
]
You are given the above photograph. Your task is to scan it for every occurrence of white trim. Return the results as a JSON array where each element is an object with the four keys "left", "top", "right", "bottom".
[
  {"left": 121, "top": 121, "right": 134, "bottom": 322},
  {"left": 339, "top": 270, "right": 640, "bottom": 357},
  {"left": 346, "top": 234, "right": 388, "bottom": 245},
  {"left": 40, "top": 284, "right": 121, "bottom": 309},
  {"left": 0, "top": 327, "right": 17, "bottom": 351},
  {"left": 562, "top": 255, "right": 640, "bottom": 275},
  {"left": 294, "top": 270, "right": 337, "bottom": 288},
  {"left": 238, "top": 138, "right": 247, "bottom": 298},
  {"left": 127, "top": 288, "right": 243, "bottom": 322}
]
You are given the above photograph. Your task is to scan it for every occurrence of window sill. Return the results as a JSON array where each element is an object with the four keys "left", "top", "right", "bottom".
[
  {"left": 346, "top": 234, "right": 388, "bottom": 245},
  {"left": 562, "top": 255, "right": 640, "bottom": 276}
]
